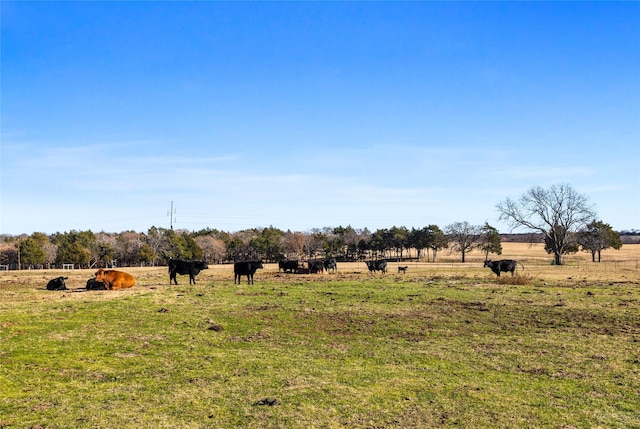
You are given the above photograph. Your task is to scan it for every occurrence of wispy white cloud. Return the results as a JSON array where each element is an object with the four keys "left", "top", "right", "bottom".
[
  {"left": 4, "top": 135, "right": 635, "bottom": 234},
  {"left": 490, "top": 166, "right": 596, "bottom": 180},
  {"left": 582, "top": 183, "right": 631, "bottom": 193}
]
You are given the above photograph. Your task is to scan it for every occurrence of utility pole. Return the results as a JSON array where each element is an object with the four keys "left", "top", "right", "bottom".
[{"left": 168, "top": 201, "right": 176, "bottom": 230}]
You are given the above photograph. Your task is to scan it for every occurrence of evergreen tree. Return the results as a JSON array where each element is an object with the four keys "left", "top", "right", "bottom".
[
  {"left": 479, "top": 222, "right": 502, "bottom": 260},
  {"left": 19, "top": 235, "right": 47, "bottom": 268},
  {"left": 577, "top": 220, "right": 622, "bottom": 262}
]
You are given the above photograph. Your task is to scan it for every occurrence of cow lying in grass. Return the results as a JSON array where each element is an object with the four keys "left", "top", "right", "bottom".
[
  {"left": 46, "top": 276, "right": 68, "bottom": 290},
  {"left": 86, "top": 278, "right": 107, "bottom": 290},
  {"left": 94, "top": 269, "right": 135, "bottom": 290}
]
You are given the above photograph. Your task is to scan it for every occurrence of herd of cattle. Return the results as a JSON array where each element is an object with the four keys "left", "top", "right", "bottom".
[
  {"left": 44, "top": 258, "right": 525, "bottom": 291},
  {"left": 278, "top": 258, "right": 338, "bottom": 274}
]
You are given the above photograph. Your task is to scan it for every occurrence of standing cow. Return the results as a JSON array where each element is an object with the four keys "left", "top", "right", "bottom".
[
  {"left": 168, "top": 259, "right": 208, "bottom": 285},
  {"left": 366, "top": 260, "right": 388, "bottom": 273},
  {"left": 324, "top": 258, "right": 337, "bottom": 273},
  {"left": 234, "top": 261, "right": 264, "bottom": 285},
  {"left": 94, "top": 269, "right": 136, "bottom": 290},
  {"left": 308, "top": 260, "right": 325, "bottom": 274},
  {"left": 278, "top": 260, "right": 299, "bottom": 273},
  {"left": 483, "top": 259, "right": 524, "bottom": 277},
  {"left": 46, "top": 276, "right": 68, "bottom": 290}
]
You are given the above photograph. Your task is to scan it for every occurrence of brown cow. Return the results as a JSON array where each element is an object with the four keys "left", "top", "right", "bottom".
[{"left": 94, "top": 268, "right": 136, "bottom": 290}]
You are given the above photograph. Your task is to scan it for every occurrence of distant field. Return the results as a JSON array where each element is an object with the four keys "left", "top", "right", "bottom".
[{"left": 1, "top": 243, "right": 638, "bottom": 428}]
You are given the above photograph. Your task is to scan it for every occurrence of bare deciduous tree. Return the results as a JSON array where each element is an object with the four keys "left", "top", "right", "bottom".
[
  {"left": 194, "top": 235, "right": 227, "bottom": 264},
  {"left": 496, "top": 183, "right": 596, "bottom": 265},
  {"left": 446, "top": 221, "right": 481, "bottom": 263},
  {"left": 281, "top": 231, "right": 306, "bottom": 259}
]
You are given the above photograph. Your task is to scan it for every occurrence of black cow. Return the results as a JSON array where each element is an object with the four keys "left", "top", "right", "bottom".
[
  {"left": 308, "top": 260, "right": 325, "bottom": 274},
  {"left": 483, "top": 259, "right": 524, "bottom": 277},
  {"left": 86, "top": 278, "right": 107, "bottom": 290},
  {"left": 398, "top": 266, "right": 408, "bottom": 274},
  {"left": 366, "top": 260, "right": 388, "bottom": 273},
  {"left": 324, "top": 258, "right": 337, "bottom": 273},
  {"left": 169, "top": 259, "right": 209, "bottom": 285},
  {"left": 234, "top": 261, "right": 264, "bottom": 284},
  {"left": 46, "top": 276, "right": 68, "bottom": 290},
  {"left": 278, "top": 260, "right": 299, "bottom": 273}
]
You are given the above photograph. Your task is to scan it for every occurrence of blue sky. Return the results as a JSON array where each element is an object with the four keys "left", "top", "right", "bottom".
[{"left": 1, "top": 1, "right": 639, "bottom": 235}]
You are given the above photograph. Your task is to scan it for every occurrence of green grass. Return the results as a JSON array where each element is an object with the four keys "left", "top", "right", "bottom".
[{"left": 1, "top": 272, "right": 639, "bottom": 428}]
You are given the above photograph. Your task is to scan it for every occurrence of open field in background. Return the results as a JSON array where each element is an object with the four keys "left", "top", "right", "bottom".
[
  {"left": 1, "top": 243, "right": 639, "bottom": 428},
  {"left": 2, "top": 243, "right": 638, "bottom": 290}
]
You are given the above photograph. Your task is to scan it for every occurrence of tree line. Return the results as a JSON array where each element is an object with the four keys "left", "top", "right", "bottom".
[
  {"left": 0, "top": 221, "right": 620, "bottom": 270},
  {"left": 1, "top": 225, "right": 448, "bottom": 269},
  {"left": 0, "top": 184, "right": 624, "bottom": 269}
]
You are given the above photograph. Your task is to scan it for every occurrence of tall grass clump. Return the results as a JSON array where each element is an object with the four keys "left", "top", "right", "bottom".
[{"left": 494, "top": 273, "right": 536, "bottom": 286}]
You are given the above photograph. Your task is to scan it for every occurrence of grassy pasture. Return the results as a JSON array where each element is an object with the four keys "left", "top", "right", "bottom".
[{"left": 1, "top": 244, "right": 639, "bottom": 428}]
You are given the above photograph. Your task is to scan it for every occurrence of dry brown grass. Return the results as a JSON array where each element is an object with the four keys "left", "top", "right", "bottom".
[
  {"left": 386, "top": 242, "right": 640, "bottom": 283},
  {"left": 1, "top": 243, "right": 638, "bottom": 303}
]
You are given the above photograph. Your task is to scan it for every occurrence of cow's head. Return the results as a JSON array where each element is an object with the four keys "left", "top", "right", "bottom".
[{"left": 483, "top": 260, "right": 493, "bottom": 268}]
